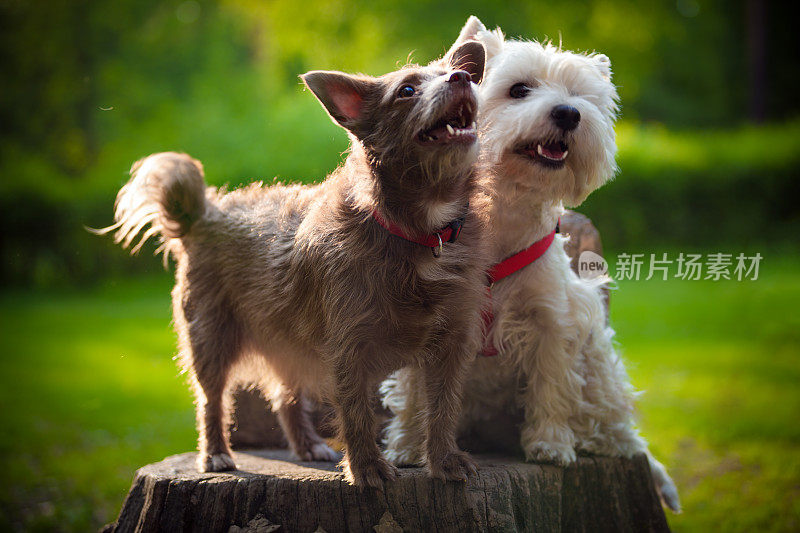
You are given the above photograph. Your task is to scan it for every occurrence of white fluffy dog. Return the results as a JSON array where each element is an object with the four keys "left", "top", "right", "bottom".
[{"left": 383, "top": 17, "right": 680, "bottom": 511}]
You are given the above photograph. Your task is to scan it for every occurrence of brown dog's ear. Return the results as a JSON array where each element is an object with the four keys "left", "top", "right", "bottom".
[
  {"left": 446, "top": 41, "right": 486, "bottom": 84},
  {"left": 433, "top": 16, "right": 487, "bottom": 83},
  {"left": 301, "top": 71, "right": 380, "bottom": 132},
  {"left": 441, "top": 17, "right": 487, "bottom": 84},
  {"left": 449, "top": 16, "right": 487, "bottom": 52}
]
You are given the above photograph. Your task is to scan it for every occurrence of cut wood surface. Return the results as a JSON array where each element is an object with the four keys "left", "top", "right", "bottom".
[{"left": 104, "top": 449, "right": 669, "bottom": 533}]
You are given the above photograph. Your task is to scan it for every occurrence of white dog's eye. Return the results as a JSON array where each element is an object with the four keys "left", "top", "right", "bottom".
[{"left": 509, "top": 83, "right": 530, "bottom": 99}]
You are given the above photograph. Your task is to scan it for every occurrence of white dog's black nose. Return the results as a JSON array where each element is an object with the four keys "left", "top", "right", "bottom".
[
  {"left": 448, "top": 71, "right": 471, "bottom": 84},
  {"left": 551, "top": 105, "right": 581, "bottom": 131}
]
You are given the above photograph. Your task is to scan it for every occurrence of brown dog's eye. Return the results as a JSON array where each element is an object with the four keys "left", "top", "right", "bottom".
[
  {"left": 398, "top": 85, "right": 416, "bottom": 98},
  {"left": 509, "top": 83, "right": 530, "bottom": 99}
]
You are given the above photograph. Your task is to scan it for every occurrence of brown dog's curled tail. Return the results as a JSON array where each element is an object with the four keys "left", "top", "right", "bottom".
[{"left": 95, "top": 152, "right": 208, "bottom": 254}]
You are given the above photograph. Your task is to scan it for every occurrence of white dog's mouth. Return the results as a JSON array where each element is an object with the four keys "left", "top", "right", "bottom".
[{"left": 515, "top": 140, "right": 569, "bottom": 168}]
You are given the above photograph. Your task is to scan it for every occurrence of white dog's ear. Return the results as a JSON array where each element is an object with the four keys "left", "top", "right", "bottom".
[
  {"left": 446, "top": 41, "right": 486, "bottom": 84},
  {"left": 477, "top": 28, "right": 505, "bottom": 61},
  {"left": 593, "top": 53, "right": 613, "bottom": 81},
  {"left": 301, "top": 71, "right": 380, "bottom": 132}
]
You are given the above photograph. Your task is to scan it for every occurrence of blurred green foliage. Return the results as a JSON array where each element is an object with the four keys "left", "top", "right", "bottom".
[
  {"left": 585, "top": 120, "right": 800, "bottom": 251},
  {"left": 0, "top": 0, "right": 797, "bottom": 286}
]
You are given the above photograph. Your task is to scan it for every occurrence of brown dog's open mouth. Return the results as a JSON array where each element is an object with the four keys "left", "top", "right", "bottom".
[
  {"left": 417, "top": 98, "right": 477, "bottom": 145},
  {"left": 515, "top": 140, "right": 569, "bottom": 168}
]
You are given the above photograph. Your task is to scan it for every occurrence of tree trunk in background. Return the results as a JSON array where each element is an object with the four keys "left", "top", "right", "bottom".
[
  {"left": 103, "top": 450, "right": 669, "bottom": 532},
  {"left": 746, "top": 0, "right": 767, "bottom": 122}
]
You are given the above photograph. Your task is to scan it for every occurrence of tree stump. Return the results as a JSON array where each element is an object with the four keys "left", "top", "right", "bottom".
[{"left": 104, "top": 449, "right": 669, "bottom": 532}]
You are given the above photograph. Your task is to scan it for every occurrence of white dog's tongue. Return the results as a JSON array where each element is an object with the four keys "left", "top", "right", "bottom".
[{"left": 538, "top": 142, "right": 568, "bottom": 161}]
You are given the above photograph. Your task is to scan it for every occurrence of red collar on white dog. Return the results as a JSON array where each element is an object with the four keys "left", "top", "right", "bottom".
[
  {"left": 486, "top": 221, "right": 559, "bottom": 285},
  {"left": 372, "top": 209, "right": 466, "bottom": 257},
  {"left": 482, "top": 220, "right": 560, "bottom": 356}
]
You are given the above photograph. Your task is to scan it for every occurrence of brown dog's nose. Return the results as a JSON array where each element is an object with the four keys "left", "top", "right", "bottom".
[
  {"left": 448, "top": 70, "right": 471, "bottom": 84},
  {"left": 551, "top": 105, "right": 581, "bottom": 131}
]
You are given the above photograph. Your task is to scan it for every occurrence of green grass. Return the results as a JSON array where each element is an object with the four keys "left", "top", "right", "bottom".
[
  {"left": 0, "top": 256, "right": 798, "bottom": 531},
  {"left": 610, "top": 253, "right": 800, "bottom": 532},
  {"left": 0, "top": 278, "right": 195, "bottom": 531}
]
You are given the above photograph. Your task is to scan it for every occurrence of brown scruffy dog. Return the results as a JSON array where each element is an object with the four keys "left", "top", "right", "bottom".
[{"left": 100, "top": 41, "right": 488, "bottom": 488}]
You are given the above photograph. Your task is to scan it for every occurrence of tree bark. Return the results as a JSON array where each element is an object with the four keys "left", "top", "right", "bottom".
[{"left": 103, "top": 450, "right": 669, "bottom": 532}]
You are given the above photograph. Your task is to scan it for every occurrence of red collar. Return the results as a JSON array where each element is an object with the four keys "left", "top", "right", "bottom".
[
  {"left": 482, "top": 220, "right": 559, "bottom": 357},
  {"left": 486, "top": 221, "right": 559, "bottom": 285},
  {"left": 372, "top": 209, "right": 466, "bottom": 256}
]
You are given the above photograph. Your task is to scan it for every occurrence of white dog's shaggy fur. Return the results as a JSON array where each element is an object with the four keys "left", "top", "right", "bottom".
[{"left": 382, "top": 17, "right": 680, "bottom": 511}]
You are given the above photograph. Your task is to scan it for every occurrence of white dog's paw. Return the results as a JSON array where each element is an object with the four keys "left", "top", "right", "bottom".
[
  {"left": 296, "top": 442, "right": 341, "bottom": 462},
  {"left": 199, "top": 452, "right": 236, "bottom": 472},
  {"left": 521, "top": 424, "right": 577, "bottom": 465},
  {"left": 523, "top": 442, "right": 577, "bottom": 465},
  {"left": 383, "top": 446, "right": 422, "bottom": 467}
]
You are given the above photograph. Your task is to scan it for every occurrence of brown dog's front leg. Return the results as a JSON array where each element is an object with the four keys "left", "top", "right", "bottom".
[
  {"left": 334, "top": 361, "right": 398, "bottom": 488},
  {"left": 422, "top": 346, "right": 477, "bottom": 481}
]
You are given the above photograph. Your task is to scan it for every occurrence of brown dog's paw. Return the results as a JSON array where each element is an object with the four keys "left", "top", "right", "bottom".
[
  {"left": 199, "top": 452, "right": 236, "bottom": 472},
  {"left": 427, "top": 450, "right": 478, "bottom": 482},
  {"left": 342, "top": 456, "right": 399, "bottom": 489},
  {"left": 296, "top": 442, "right": 341, "bottom": 462}
]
